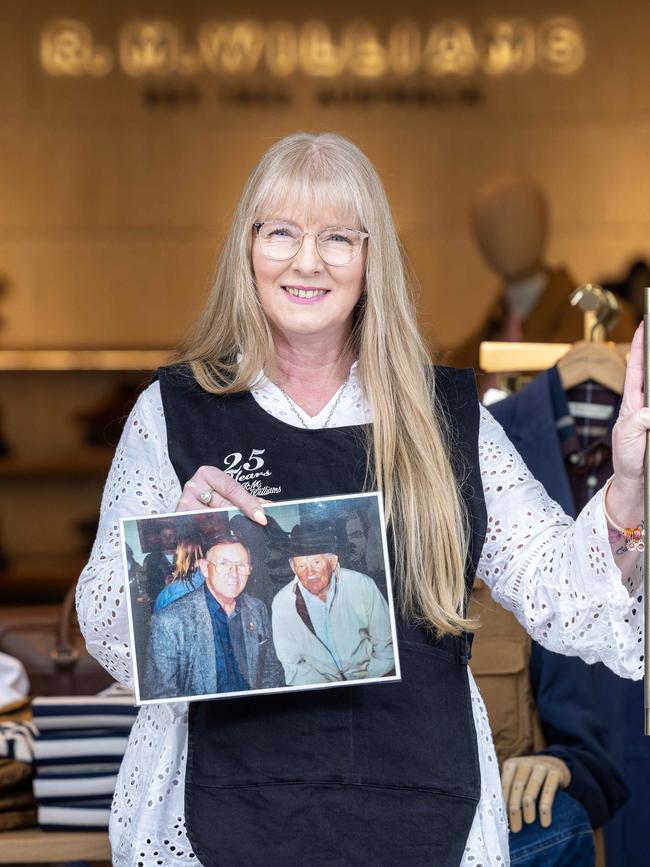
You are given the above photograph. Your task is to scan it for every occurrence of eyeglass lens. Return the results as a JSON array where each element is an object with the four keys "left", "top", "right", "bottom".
[
  {"left": 209, "top": 559, "right": 250, "bottom": 574},
  {"left": 257, "top": 221, "right": 365, "bottom": 266}
]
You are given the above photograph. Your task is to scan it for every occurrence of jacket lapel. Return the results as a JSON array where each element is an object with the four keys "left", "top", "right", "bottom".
[{"left": 240, "top": 595, "right": 260, "bottom": 689}]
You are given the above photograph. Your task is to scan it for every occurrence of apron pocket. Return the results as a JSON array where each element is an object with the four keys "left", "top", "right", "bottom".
[
  {"left": 349, "top": 642, "right": 480, "bottom": 799},
  {"left": 185, "top": 781, "right": 478, "bottom": 867},
  {"left": 188, "top": 687, "right": 355, "bottom": 786}
]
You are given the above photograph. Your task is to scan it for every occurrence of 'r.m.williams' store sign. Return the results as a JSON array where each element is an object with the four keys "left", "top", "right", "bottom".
[{"left": 40, "top": 17, "right": 585, "bottom": 80}]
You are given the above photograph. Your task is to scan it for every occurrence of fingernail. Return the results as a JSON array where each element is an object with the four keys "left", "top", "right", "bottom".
[{"left": 253, "top": 509, "right": 267, "bottom": 526}]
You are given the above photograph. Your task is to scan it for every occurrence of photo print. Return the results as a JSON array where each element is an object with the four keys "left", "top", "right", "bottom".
[{"left": 120, "top": 491, "right": 400, "bottom": 705}]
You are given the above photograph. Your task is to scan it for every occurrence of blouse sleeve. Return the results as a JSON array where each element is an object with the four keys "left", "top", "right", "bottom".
[
  {"left": 75, "top": 382, "right": 182, "bottom": 688},
  {"left": 477, "top": 405, "right": 644, "bottom": 680}
]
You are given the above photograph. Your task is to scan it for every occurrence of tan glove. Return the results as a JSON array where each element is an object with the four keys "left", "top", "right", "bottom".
[{"left": 501, "top": 755, "right": 571, "bottom": 833}]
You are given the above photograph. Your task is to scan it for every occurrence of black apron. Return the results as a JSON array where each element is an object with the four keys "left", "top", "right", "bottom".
[{"left": 158, "top": 364, "right": 487, "bottom": 867}]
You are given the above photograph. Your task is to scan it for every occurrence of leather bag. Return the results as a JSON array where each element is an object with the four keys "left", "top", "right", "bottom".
[{"left": 0, "top": 583, "right": 114, "bottom": 696}]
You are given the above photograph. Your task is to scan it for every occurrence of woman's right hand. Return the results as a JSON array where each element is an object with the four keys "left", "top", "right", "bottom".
[{"left": 175, "top": 465, "right": 268, "bottom": 525}]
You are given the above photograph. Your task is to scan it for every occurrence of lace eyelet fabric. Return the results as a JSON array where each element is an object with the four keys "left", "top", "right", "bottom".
[
  {"left": 477, "top": 406, "right": 644, "bottom": 681},
  {"left": 76, "top": 382, "right": 643, "bottom": 867}
]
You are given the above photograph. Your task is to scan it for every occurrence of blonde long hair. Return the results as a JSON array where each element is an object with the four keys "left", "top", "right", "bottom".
[
  {"left": 171, "top": 536, "right": 204, "bottom": 588},
  {"left": 174, "top": 132, "right": 471, "bottom": 635}
]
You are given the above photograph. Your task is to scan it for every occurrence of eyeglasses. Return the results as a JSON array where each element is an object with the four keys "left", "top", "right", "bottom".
[
  {"left": 253, "top": 221, "right": 369, "bottom": 267},
  {"left": 206, "top": 558, "right": 251, "bottom": 575}
]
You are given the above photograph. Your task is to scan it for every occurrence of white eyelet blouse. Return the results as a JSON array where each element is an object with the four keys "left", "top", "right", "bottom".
[{"left": 76, "top": 365, "right": 644, "bottom": 867}]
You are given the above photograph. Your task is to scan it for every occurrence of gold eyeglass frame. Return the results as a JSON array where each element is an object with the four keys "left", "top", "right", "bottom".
[{"left": 253, "top": 221, "right": 369, "bottom": 267}]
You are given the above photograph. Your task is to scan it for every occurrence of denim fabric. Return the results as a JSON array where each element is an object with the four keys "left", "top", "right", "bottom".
[
  {"left": 153, "top": 569, "right": 204, "bottom": 611},
  {"left": 510, "top": 791, "right": 594, "bottom": 866}
]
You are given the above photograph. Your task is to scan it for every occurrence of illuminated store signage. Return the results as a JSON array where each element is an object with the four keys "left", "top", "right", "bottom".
[{"left": 40, "top": 17, "right": 585, "bottom": 79}]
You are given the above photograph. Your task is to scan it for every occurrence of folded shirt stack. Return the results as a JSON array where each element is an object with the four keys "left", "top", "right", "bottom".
[{"left": 31, "top": 695, "right": 137, "bottom": 831}]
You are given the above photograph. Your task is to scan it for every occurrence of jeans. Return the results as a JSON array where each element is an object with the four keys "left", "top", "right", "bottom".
[{"left": 510, "top": 791, "right": 595, "bottom": 866}]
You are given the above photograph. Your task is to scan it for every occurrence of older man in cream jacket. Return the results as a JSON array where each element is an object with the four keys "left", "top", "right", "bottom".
[{"left": 271, "top": 524, "right": 395, "bottom": 685}]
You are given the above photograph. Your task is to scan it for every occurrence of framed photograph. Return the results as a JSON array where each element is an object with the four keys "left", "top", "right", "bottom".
[{"left": 120, "top": 491, "right": 400, "bottom": 705}]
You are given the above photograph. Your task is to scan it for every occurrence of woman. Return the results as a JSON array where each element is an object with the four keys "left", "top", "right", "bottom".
[
  {"left": 77, "top": 132, "right": 647, "bottom": 867},
  {"left": 153, "top": 535, "right": 204, "bottom": 612}
]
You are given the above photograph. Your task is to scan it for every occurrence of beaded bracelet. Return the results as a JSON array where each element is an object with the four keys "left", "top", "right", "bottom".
[{"left": 602, "top": 477, "right": 645, "bottom": 553}]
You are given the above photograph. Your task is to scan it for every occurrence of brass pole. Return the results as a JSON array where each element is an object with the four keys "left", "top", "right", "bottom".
[{"left": 643, "top": 287, "right": 650, "bottom": 735}]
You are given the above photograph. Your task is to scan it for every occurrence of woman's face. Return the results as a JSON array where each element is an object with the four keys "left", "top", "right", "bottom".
[{"left": 252, "top": 210, "right": 366, "bottom": 344}]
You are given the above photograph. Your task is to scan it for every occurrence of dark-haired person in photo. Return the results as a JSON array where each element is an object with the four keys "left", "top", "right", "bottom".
[
  {"left": 142, "top": 524, "right": 177, "bottom": 606},
  {"left": 143, "top": 533, "right": 284, "bottom": 700},
  {"left": 228, "top": 511, "right": 289, "bottom": 610},
  {"left": 271, "top": 524, "right": 394, "bottom": 685},
  {"left": 344, "top": 511, "right": 368, "bottom": 569}
]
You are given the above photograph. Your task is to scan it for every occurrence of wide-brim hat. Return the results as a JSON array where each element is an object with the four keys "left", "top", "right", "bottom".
[{"left": 287, "top": 522, "right": 337, "bottom": 558}]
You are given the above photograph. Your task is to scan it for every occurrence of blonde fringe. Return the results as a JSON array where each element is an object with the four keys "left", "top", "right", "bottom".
[{"left": 173, "top": 132, "right": 474, "bottom": 636}]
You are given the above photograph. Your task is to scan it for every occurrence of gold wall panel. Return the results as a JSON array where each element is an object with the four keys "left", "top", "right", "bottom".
[{"left": 0, "top": 1, "right": 647, "bottom": 353}]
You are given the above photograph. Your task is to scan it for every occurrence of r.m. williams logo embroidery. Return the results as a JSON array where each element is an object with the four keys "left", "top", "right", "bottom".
[{"left": 223, "top": 449, "right": 282, "bottom": 497}]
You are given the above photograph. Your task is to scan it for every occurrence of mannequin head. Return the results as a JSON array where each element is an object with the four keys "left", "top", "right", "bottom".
[{"left": 470, "top": 174, "right": 548, "bottom": 282}]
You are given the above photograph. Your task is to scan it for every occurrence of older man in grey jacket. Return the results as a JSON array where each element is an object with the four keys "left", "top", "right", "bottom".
[{"left": 142, "top": 533, "right": 284, "bottom": 700}]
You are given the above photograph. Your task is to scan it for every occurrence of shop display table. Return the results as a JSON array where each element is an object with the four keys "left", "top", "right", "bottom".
[{"left": 0, "top": 828, "right": 110, "bottom": 863}]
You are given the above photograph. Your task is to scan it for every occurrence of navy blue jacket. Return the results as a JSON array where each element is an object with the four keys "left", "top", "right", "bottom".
[{"left": 490, "top": 372, "right": 630, "bottom": 834}]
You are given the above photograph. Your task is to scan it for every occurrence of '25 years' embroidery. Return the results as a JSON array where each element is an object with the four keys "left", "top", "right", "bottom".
[{"left": 223, "top": 449, "right": 282, "bottom": 497}]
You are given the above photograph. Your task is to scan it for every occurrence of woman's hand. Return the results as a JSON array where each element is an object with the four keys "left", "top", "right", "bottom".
[
  {"left": 609, "top": 324, "right": 650, "bottom": 524},
  {"left": 175, "top": 465, "right": 267, "bottom": 525}
]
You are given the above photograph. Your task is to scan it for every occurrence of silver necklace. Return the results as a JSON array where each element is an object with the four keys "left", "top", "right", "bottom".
[{"left": 278, "top": 372, "right": 351, "bottom": 429}]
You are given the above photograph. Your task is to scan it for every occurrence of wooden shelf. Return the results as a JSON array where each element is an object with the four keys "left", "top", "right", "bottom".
[
  {"left": 479, "top": 340, "right": 631, "bottom": 373},
  {"left": 0, "top": 828, "right": 110, "bottom": 863},
  {"left": 0, "top": 452, "right": 113, "bottom": 480},
  {"left": 0, "top": 349, "right": 170, "bottom": 371}
]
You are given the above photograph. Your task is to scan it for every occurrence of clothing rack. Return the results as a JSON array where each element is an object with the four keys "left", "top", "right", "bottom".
[{"left": 478, "top": 282, "right": 650, "bottom": 735}]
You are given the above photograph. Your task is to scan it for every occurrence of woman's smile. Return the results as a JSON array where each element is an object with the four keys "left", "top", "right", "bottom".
[{"left": 282, "top": 284, "right": 331, "bottom": 303}]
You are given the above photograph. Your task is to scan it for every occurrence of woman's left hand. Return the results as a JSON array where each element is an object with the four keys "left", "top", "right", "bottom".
[{"left": 609, "top": 323, "right": 650, "bottom": 521}]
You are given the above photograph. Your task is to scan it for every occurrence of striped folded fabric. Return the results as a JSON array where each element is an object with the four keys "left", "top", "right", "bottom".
[
  {"left": 33, "top": 762, "right": 121, "bottom": 799},
  {"left": 37, "top": 797, "right": 112, "bottom": 830},
  {"left": 33, "top": 729, "right": 130, "bottom": 766},
  {"left": 31, "top": 696, "right": 137, "bottom": 731},
  {"left": 28, "top": 692, "right": 137, "bottom": 829}
]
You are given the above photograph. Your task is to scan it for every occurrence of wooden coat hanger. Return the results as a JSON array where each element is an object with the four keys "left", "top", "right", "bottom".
[
  {"left": 556, "top": 287, "right": 626, "bottom": 394},
  {"left": 556, "top": 341, "right": 626, "bottom": 393},
  {"left": 480, "top": 284, "right": 630, "bottom": 394}
]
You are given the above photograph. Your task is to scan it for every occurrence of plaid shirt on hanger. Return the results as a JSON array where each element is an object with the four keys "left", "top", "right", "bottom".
[{"left": 548, "top": 369, "right": 621, "bottom": 512}]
